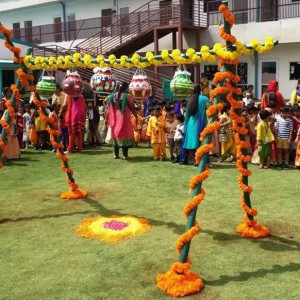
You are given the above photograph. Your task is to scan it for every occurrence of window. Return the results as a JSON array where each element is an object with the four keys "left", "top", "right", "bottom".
[
  {"left": 54, "top": 17, "right": 63, "bottom": 42},
  {"left": 13, "top": 22, "right": 20, "bottom": 39},
  {"left": 289, "top": 62, "right": 300, "bottom": 80},
  {"left": 260, "top": 60, "right": 277, "bottom": 96},
  {"left": 232, "top": 0, "right": 248, "bottom": 24},
  {"left": 68, "top": 14, "right": 76, "bottom": 41},
  {"left": 120, "top": 7, "right": 129, "bottom": 35},
  {"left": 237, "top": 63, "right": 248, "bottom": 91},
  {"left": 24, "top": 20, "right": 32, "bottom": 43},
  {"left": 101, "top": 9, "right": 112, "bottom": 37},
  {"left": 159, "top": 0, "right": 172, "bottom": 25},
  {"left": 204, "top": 0, "right": 222, "bottom": 13},
  {"left": 261, "top": 0, "right": 278, "bottom": 22}
]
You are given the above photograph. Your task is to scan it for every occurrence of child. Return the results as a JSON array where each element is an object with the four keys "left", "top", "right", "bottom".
[
  {"left": 86, "top": 100, "right": 101, "bottom": 146},
  {"left": 131, "top": 103, "right": 143, "bottom": 147},
  {"left": 165, "top": 111, "right": 178, "bottom": 161},
  {"left": 256, "top": 110, "right": 274, "bottom": 169},
  {"left": 294, "top": 124, "right": 300, "bottom": 169},
  {"left": 22, "top": 104, "right": 31, "bottom": 149},
  {"left": 146, "top": 106, "right": 166, "bottom": 161},
  {"left": 218, "top": 103, "right": 236, "bottom": 162},
  {"left": 275, "top": 106, "right": 293, "bottom": 168},
  {"left": 16, "top": 103, "right": 24, "bottom": 149},
  {"left": 172, "top": 114, "right": 184, "bottom": 163},
  {"left": 290, "top": 105, "right": 300, "bottom": 163},
  {"left": 35, "top": 111, "right": 48, "bottom": 150},
  {"left": 143, "top": 106, "right": 155, "bottom": 148}
]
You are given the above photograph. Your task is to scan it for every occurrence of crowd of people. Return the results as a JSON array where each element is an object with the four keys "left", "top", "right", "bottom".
[{"left": 0, "top": 78, "right": 300, "bottom": 170}]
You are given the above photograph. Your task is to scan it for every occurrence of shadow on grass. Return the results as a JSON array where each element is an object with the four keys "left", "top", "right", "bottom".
[
  {"left": 255, "top": 234, "right": 300, "bottom": 252},
  {"left": 0, "top": 196, "right": 186, "bottom": 232},
  {"left": 3, "top": 161, "right": 28, "bottom": 167},
  {"left": 83, "top": 197, "right": 186, "bottom": 232},
  {"left": 205, "top": 262, "right": 300, "bottom": 286},
  {"left": 211, "top": 163, "right": 237, "bottom": 169},
  {"left": 79, "top": 149, "right": 112, "bottom": 155},
  {"left": 0, "top": 210, "right": 95, "bottom": 224},
  {"left": 129, "top": 156, "right": 158, "bottom": 163},
  {"left": 202, "top": 229, "right": 300, "bottom": 252},
  {"left": 21, "top": 150, "right": 47, "bottom": 155}
]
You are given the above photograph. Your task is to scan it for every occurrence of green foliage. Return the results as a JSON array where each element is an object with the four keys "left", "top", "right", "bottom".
[{"left": 0, "top": 146, "right": 299, "bottom": 299}]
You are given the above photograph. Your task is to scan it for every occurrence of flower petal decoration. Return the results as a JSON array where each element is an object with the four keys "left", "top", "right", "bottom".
[{"left": 77, "top": 215, "right": 151, "bottom": 244}]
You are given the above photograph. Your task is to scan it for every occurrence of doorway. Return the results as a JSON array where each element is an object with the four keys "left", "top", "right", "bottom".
[
  {"left": 261, "top": 0, "right": 278, "bottom": 21},
  {"left": 259, "top": 60, "right": 278, "bottom": 97},
  {"left": 160, "top": 0, "right": 172, "bottom": 25},
  {"left": 1, "top": 69, "right": 15, "bottom": 94}
]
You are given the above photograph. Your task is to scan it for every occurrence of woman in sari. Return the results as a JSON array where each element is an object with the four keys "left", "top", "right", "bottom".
[
  {"left": 105, "top": 82, "right": 137, "bottom": 159},
  {"left": 183, "top": 84, "right": 209, "bottom": 165}
]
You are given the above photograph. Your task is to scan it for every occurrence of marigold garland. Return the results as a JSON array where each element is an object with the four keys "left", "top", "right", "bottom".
[
  {"left": 157, "top": 260, "right": 204, "bottom": 297},
  {"left": 195, "top": 144, "right": 214, "bottom": 165},
  {"left": 236, "top": 215, "right": 270, "bottom": 238},
  {"left": 0, "top": 119, "right": 10, "bottom": 135},
  {"left": 206, "top": 103, "right": 223, "bottom": 118},
  {"left": 200, "top": 121, "right": 220, "bottom": 142},
  {"left": 0, "top": 23, "right": 13, "bottom": 37},
  {"left": 22, "top": 37, "right": 276, "bottom": 70}
]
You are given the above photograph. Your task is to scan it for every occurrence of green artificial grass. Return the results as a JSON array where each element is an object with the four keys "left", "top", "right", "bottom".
[{"left": 0, "top": 145, "right": 299, "bottom": 300}]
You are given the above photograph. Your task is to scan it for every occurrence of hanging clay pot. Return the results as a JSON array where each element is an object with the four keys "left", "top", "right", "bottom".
[
  {"left": 62, "top": 70, "right": 84, "bottom": 97},
  {"left": 36, "top": 76, "right": 56, "bottom": 98},
  {"left": 90, "top": 67, "right": 116, "bottom": 95},
  {"left": 129, "top": 69, "right": 152, "bottom": 101},
  {"left": 170, "top": 67, "right": 194, "bottom": 99}
]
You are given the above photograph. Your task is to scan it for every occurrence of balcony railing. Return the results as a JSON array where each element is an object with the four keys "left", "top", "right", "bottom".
[
  {"left": 12, "top": 0, "right": 208, "bottom": 47},
  {"left": 207, "top": 0, "right": 300, "bottom": 26}
]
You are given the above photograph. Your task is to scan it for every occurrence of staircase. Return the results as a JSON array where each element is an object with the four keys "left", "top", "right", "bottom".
[
  {"left": 31, "top": 0, "right": 207, "bottom": 100},
  {"left": 76, "top": 0, "right": 207, "bottom": 57}
]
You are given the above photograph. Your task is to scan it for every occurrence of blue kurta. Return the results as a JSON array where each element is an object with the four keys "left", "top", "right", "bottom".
[{"left": 183, "top": 95, "right": 209, "bottom": 150}]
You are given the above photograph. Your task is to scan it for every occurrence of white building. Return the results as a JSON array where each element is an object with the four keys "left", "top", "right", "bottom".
[{"left": 0, "top": 0, "right": 300, "bottom": 100}]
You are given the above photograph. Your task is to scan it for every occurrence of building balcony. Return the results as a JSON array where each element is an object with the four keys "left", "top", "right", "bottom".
[{"left": 207, "top": 0, "right": 300, "bottom": 26}]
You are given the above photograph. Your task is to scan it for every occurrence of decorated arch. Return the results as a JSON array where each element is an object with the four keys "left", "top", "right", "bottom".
[{"left": 0, "top": 0, "right": 278, "bottom": 297}]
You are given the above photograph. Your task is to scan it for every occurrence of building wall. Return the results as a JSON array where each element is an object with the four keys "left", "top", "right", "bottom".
[{"left": 0, "top": 0, "right": 151, "bottom": 28}]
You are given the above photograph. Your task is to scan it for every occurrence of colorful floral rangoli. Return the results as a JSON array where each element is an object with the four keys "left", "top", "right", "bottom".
[{"left": 77, "top": 215, "right": 151, "bottom": 244}]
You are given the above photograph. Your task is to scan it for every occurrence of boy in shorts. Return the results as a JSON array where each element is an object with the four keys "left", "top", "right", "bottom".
[{"left": 275, "top": 106, "right": 293, "bottom": 168}]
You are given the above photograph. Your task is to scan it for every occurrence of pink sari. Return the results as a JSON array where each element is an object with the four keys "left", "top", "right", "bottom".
[
  {"left": 107, "top": 93, "right": 134, "bottom": 147},
  {"left": 65, "top": 95, "right": 86, "bottom": 133}
]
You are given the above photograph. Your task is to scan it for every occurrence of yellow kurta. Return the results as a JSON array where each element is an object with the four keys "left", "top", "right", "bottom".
[
  {"left": 146, "top": 116, "right": 166, "bottom": 144},
  {"left": 256, "top": 120, "right": 274, "bottom": 144},
  {"left": 290, "top": 90, "right": 300, "bottom": 106}
]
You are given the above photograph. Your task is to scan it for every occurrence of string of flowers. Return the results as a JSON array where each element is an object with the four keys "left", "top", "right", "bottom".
[
  {"left": 157, "top": 1, "right": 274, "bottom": 296},
  {"left": 156, "top": 19, "right": 241, "bottom": 300},
  {"left": 157, "top": 68, "right": 228, "bottom": 297},
  {"left": 31, "top": 94, "right": 87, "bottom": 199},
  {"left": 216, "top": 3, "right": 270, "bottom": 238},
  {"left": 22, "top": 37, "right": 276, "bottom": 71},
  {"left": 0, "top": 23, "right": 87, "bottom": 199}
]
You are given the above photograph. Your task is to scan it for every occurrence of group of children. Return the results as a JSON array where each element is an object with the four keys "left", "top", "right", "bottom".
[
  {"left": 125, "top": 95, "right": 300, "bottom": 170},
  {"left": 1, "top": 84, "right": 300, "bottom": 170},
  {"left": 255, "top": 105, "right": 300, "bottom": 169},
  {"left": 125, "top": 100, "right": 186, "bottom": 163}
]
